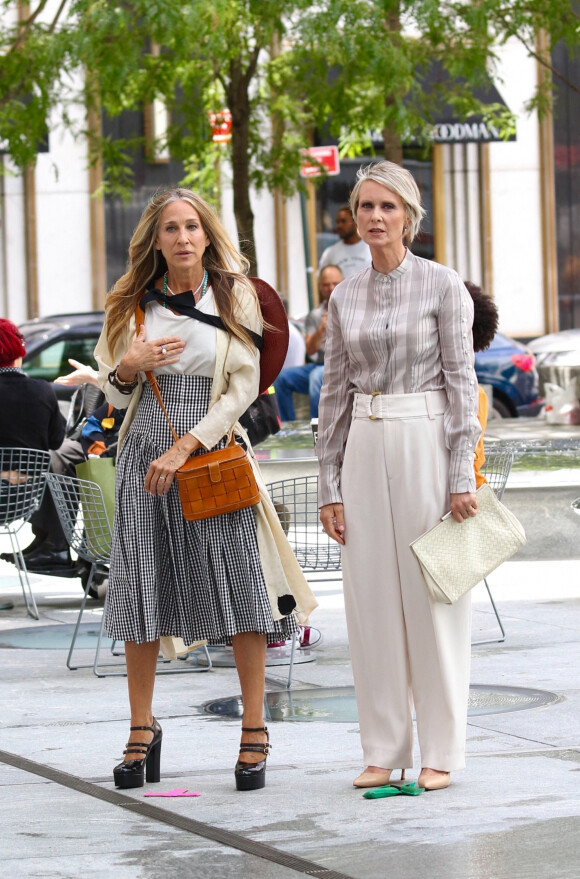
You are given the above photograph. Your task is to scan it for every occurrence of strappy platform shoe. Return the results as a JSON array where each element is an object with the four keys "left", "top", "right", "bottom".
[
  {"left": 234, "top": 725, "right": 271, "bottom": 791},
  {"left": 113, "top": 718, "right": 163, "bottom": 789}
]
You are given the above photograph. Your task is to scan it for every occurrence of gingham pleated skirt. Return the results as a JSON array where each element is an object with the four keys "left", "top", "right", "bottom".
[{"left": 105, "top": 374, "right": 297, "bottom": 645}]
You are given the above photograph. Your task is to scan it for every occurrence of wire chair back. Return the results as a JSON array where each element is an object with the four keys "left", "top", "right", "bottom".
[
  {"left": 66, "top": 383, "right": 105, "bottom": 438},
  {"left": 46, "top": 473, "right": 112, "bottom": 564},
  {"left": 481, "top": 448, "right": 514, "bottom": 501},
  {"left": 267, "top": 475, "right": 341, "bottom": 573},
  {"left": 0, "top": 447, "right": 51, "bottom": 526},
  {"left": 473, "top": 446, "right": 515, "bottom": 645}
]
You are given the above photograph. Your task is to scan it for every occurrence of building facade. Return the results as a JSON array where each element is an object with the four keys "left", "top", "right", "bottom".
[{"left": 0, "top": 36, "right": 573, "bottom": 343}]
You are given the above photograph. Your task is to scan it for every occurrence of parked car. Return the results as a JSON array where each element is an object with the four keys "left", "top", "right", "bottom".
[
  {"left": 527, "top": 329, "right": 580, "bottom": 396},
  {"left": 475, "top": 331, "right": 543, "bottom": 418},
  {"left": 19, "top": 312, "right": 104, "bottom": 402},
  {"left": 528, "top": 329, "right": 580, "bottom": 365}
]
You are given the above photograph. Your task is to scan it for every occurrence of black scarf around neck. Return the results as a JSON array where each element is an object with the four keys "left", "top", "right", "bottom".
[{"left": 139, "top": 287, "right": 263, "bottom": 351}]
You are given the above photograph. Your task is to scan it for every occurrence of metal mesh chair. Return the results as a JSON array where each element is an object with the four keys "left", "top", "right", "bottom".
[
  {"left": 0, "top": 447, "right": 52, "bottom": 619},
  {"left": 65, "top": 383, "right": 104, "bottom": 438},
  {"left": 475, "top": 447, "right": 516, "bottom": 644},
  {"left": 47, "top": 472, "right": 212, "bottom": 677},
  {"left": 266, "top": 475, "right": 341, "bottom": 688},
  {"left": 267, "top": 475, "right": 341, "bottom": 574}
]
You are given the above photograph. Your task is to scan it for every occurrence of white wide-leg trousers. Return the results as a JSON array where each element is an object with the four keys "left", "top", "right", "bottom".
[{"left": 341, "top": 390, "right": 472, "bottom": 771}]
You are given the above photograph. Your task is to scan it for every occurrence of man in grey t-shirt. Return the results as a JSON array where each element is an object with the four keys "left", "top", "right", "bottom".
[
  {"left": 273, "top": 265, "right": 343, "bottom": 420},
  {"left": 318, "top": 205, "right": 371, "bottom": 277}
]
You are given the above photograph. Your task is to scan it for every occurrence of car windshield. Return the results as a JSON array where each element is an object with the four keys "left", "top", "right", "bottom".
[{"left": 22, "top": 335, "right": 100, "bottom": 382}]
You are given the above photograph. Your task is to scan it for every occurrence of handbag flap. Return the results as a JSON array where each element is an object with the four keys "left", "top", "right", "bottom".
[{"left": 178, "top": 442, "right": 246, "bottom": 476}]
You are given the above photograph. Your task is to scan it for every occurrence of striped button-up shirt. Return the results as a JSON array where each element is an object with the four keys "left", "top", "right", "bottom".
[{"left": 316, "top": 249, "right": 480, "bottom": 505}]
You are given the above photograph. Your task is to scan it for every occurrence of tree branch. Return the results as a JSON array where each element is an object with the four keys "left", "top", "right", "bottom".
[
  {"left": 244, "top": 43, "right": 261, "bottom": 87},
  {"left": 47, "top": 0, "right": 70, "bottom": 36},
  {"left": 7, "top": 0, "right": 71, "bottom": 54},
  {"left": 516, "top": 33, "right": 580, "bottom": 96},
  {"left": 11, "top": 0, "right": 51, "bottom": 52}
]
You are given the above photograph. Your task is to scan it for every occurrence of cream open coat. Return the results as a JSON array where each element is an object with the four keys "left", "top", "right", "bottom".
[{"left": 94, "top": 282, "right": 317, "bottom": 657}]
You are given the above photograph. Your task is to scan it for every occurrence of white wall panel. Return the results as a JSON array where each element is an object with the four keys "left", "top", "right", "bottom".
[
  {"left": 286, "top": 194, "right": 308, "bottom": 318},
  {"left": 253, "top": 186, "right": 276, "bottom": 287},
  {"left": 442, "top": 144, "right": 482, "bottom": 285},
  {"left": 465, "top": 143, "right": 482, "bottom": 284},
  {"left": 220, "top": 171, "right": 308, "bottom": 317},
  {"left": 2, "top": 164, "right": 27, "bottom": 323},
  {"left": 35, "top": 113, "right": 92, "bottom": 316},
  {"left": 489, "top": 40, "right": 544, "bottom": 336}
]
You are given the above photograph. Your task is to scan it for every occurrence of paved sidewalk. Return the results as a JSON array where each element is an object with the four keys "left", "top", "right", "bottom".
[
  {"left": 1, "top": 531, "right": 579, "bottom": 879},
  {"left": 2, "top": 419, "right": 580, "bottom": 878}
]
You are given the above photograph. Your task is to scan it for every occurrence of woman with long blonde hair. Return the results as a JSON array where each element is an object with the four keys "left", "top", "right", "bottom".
[{"left": 95, "top": 188, "right": 316, "bottom": 793}]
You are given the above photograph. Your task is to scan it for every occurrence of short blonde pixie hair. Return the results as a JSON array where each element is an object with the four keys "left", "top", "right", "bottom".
[{"left": 350, "top": 161, "right": 426, "bottom": 244}]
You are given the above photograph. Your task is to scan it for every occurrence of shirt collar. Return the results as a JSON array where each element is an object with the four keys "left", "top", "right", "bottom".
[
  {"left": 370, "top": 247, "right": 412, "bottom": 281},
  {"left": 0, "top": 366, "right": 25, "bottom": 374}
]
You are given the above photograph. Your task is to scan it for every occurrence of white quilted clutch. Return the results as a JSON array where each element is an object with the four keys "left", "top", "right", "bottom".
[{"left": 410, "top": 483, "right": 526, "bottom": 604}]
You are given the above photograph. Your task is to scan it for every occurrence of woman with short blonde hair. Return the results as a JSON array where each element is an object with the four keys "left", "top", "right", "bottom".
[{"left": 318, "top": 161, "right": 479, "bottom": 792}]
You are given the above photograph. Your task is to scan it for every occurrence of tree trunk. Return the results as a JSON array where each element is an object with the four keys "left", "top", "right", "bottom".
[
  {"left": 382, "top": 113, "right": 403, "bottom": 166},
  {"left": 227, "top": 59, "right": 257, "bottom": 275},
  {"left": 382, "top": 4, "right": 403, "bottom": 166}
]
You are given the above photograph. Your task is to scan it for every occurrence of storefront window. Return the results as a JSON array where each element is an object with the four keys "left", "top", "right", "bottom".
[{"left": 102, "top": 111, "right": 185, "bottom": 291}]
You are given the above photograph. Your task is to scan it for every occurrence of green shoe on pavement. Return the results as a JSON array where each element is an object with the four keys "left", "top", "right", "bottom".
[{"left": 363, "top": 782, "right": 424, "bottom": 799}]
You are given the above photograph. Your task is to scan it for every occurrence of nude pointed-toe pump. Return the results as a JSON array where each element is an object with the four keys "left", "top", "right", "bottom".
[{"left": 418, "top": 768, "right": 450, "bottom": 791}]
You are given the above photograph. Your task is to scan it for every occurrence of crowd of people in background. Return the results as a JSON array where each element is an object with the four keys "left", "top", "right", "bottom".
[{"left": 275, "top": 206, "right": 372, "bottom": 421}]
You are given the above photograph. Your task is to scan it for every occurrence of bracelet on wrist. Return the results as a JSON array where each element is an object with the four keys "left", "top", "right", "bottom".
[{"left": 108, "top": 366, "right": 138, "bottom": 394}]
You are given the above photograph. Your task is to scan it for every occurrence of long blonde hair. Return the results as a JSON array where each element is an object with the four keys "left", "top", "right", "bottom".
[{"left": 105, "top": 188, "right": 259, "bottom": 353}]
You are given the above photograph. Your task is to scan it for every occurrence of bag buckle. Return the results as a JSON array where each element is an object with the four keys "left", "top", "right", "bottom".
[{"left": 369, "top": 391, "right": 381, "bottom": 420}]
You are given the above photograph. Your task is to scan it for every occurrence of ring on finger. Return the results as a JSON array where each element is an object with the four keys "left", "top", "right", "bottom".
[
  {"left": 160, "top": 345, "right": 167, "bottom": 355},
  {"left": 158, "top": 476, "right": 166, "bottom": 481}
]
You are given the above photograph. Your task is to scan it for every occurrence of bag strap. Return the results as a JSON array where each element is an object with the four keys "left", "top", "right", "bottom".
[
  {"left": 136, "top": 302, "right": 235, "bottom": 450},
  {"left": 145, "top": 370, "right": 181, "bottom": 444},
  {"left": 134, "top": 301, "right": 179, "bottom": 443}
]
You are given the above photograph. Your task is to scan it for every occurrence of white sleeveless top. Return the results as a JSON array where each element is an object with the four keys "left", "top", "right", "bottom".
[{"left": 144, "top": 287, "right": 217, "bottom": 378}]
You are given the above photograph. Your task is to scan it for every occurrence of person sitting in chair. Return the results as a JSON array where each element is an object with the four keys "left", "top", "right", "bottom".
[
  {"left": 273, "top": 265, "right": 343, "bottom": 421},
  {"left": 0, "top": 318, "right": 71, "bottom": 573}
]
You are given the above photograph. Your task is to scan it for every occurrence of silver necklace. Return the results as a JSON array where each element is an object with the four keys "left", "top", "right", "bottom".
[{"left": 163, "top": 270, "right": 208, "bottom": 306}]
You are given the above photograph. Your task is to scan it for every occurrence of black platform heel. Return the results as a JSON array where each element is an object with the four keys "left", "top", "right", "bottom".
[
  {"left": 113, "top": 718, "right": 162, "bottom": 789},
  {"left": 234, "top": 726, "right": 271, "bottom": 791}
]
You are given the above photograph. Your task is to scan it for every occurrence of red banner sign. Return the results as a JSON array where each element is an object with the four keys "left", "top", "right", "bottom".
[{"left": 300, "top": 145, "right": 340, "bottom": 178}]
